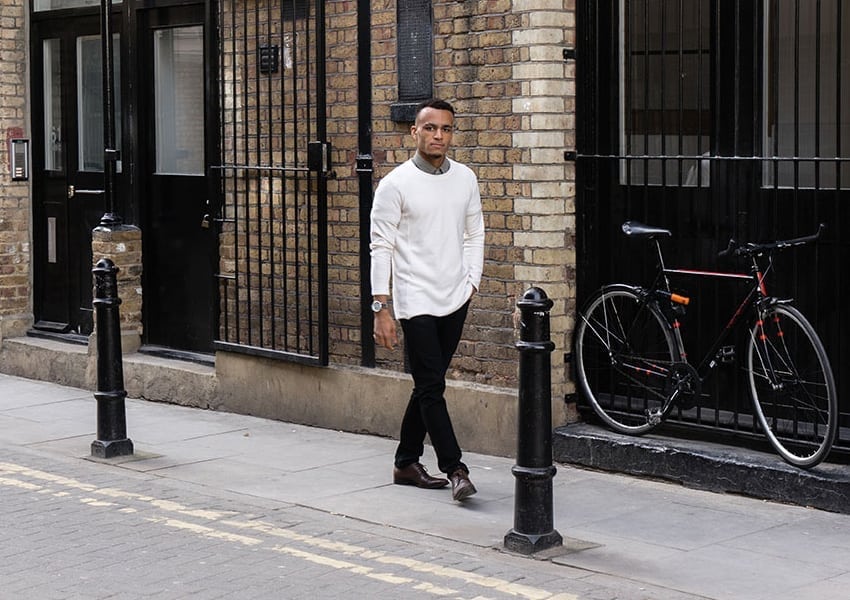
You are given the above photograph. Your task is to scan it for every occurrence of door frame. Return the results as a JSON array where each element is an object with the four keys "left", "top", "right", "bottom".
[
  {"left": 135, "top": 1, "right": 220, "bottom": 356},
  {"left": 29, "top": 0, "right": 220, "bottom": 356},
  {"left": 30, "top": 8, "right": 128, "bottom": 337}
]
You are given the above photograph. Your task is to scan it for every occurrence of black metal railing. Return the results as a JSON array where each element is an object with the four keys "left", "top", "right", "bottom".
[
  {"left": 212, "top": 0, "right": 328, "bottom": 366},
  {"left": 577, "top": 0, "right": 850, "bottom": 459}
]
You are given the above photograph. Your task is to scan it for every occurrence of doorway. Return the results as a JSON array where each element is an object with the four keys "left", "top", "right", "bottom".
[
  {"left": 139, "top": 5, "right": 216, "bottom": 355},
  {"left": 31, "top": 2, "right": 217, "bottom": 356},
  {"left": 31, "top": 15, "right": 124, "bottom": 336}
]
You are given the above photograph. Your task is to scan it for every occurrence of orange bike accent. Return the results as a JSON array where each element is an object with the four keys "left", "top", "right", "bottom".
[{"left": 670, "top": 293, "right": 690, "bottom": 305}]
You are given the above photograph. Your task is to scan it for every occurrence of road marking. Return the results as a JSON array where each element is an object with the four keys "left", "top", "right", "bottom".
[
  {"left": 146, "top": 516, "right": 263, "bottom": 546},
  {"left": 0, "top": 461, "right": 579, "bottom": 600}
]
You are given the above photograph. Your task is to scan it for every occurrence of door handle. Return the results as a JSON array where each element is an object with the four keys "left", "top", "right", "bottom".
[{"left": 67, "top": 185, "right": 105, "bottom": 198}]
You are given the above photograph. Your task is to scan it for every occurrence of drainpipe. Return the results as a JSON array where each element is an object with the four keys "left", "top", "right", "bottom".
[
  {"left": 99, "top": 0, "right": 121, "bottom": 227},
  {"left": 357, "top": 0, "right": 375, "bottom": 367}
]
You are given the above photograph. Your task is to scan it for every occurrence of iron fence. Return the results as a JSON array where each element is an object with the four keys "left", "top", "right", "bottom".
[
  {"left": 577, "top": 0, "right": 850, "bottom": 459},
  {"left": 212, "top": 0, "right": 329, "bottom": 365}
]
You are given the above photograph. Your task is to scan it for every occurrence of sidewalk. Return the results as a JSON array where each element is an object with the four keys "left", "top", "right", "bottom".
[{"left": 2, "top": 372, "right": 849, "bottom": 600}]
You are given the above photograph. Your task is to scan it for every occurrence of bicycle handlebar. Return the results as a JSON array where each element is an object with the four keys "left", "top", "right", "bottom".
[{"left": 718, "top": 223, "right": 826, "bottom": 259}]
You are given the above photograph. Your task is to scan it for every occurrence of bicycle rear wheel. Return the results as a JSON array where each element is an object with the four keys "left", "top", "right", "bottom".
[
  {"left": 574, "top": 285, "right": 679, "bottom": 435},
  {"left": 747, "top": 304, "right": 837, "bottom": 468}
]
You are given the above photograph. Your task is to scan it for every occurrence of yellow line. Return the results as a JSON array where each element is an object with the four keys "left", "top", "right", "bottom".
[
  {"left": 147, "top": 516, "right": 263, "bottom": 546},
  {"left": 1, "top": 462, "right": 579, "bottom": 600},
  {"left": 376, "top": 555, "right": 568, "bottom": 600},
  {"left": 225, "top": 519, "right": 576, "bottom": 600},
  {"left": 0, "top": 476, "right": 42, "bottom": 491}
]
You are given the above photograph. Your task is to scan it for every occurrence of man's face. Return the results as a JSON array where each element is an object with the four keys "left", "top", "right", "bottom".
[{"left": 411, "top": 107, "right": 455, "bottom": 164}]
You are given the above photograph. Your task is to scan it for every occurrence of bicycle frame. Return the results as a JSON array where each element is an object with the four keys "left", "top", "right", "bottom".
[
  {"left": 645, "top": 238, "right": 775, "bottom": 387},
  {"left": 576, "top": 220, "right": 835, "bottom": 466}
]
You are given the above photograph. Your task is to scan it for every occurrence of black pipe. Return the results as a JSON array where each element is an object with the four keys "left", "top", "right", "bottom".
[
  {"left": 91, "top": 258, "right": 133, "bottom": 459},
  {"left": 504, "top": 287, "right": 562, "bottom": 555},
  {"left": 99, "top": 0, "right": 121, "bottom": 227},
  {"left": 357, "top": 0, "right": 375, "bottom": 367}
]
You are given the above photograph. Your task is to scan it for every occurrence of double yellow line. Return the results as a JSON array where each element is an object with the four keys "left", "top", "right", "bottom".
[{"left": 0, "top": 461, "right": 578, "bottom": 600}]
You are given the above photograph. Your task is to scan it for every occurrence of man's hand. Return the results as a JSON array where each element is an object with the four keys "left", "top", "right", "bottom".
[{"left": 373, "top": 310, "right": 398, "bottom": 350}]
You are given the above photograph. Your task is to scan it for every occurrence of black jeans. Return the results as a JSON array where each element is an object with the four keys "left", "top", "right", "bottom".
[{"left": 395, "top": 301, "right": 470, "bottom": 475}]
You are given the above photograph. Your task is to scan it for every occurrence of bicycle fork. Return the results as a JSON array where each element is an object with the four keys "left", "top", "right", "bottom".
[{"left": 752, "top": 302, "right": 794, "bottom": 392}]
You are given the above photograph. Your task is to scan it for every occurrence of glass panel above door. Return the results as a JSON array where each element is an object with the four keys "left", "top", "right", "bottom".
[
  {"left": 154, "top": 26, "right": 204, "bottom": 176},
  {"left": 34, "top": 0, "right": 120, "bottom": 12},
  {"left": 43, "top": 39, "right": 63, "bottom": 172},
  {"left": 618, "top": 0, "right": 712, "bottom": 187},
  {"left": 77, "top": 34, "right": 122, "bottom": 173}
]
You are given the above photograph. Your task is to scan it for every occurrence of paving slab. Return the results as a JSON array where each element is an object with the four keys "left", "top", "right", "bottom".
[{"left": 3, "top": 372, "right": 850, "bottom": 600}]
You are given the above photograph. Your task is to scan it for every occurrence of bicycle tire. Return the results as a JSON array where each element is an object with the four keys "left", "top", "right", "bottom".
[
  {"left": 574, "top": 285, "right": 680, "bottom": 435},
  {"left": 747, "top": 304, "right": 837, "bottom": 468}
]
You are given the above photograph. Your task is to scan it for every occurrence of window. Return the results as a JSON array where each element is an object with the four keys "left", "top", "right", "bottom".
[
  {"left": 619, "top": 0, "right": 711, "bottom": 186},
  {"left": 77, "top": 34, "right": 121, "bottom": 172},
  {"left": 763, "top": 0, "right": 850, "bottom": 189},
  {"left": 154, "top": 26, "right": 204, "bottom": 176},
  {"left": 34, "top": 0, "right": 120, "bottom": 11},
  {"left": 43, "top": 39, "right": 62, "bottom": 172}
]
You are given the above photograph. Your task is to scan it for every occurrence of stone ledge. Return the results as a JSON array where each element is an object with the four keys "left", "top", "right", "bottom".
[
  {"left": 0, "top": 336, "right": 523, "bottom": 458},
  {"left": 554, "top": 423, "right": 850, "bottom": 514}
]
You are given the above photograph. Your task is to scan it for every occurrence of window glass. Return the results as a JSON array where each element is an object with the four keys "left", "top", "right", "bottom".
[
  {"left": 34, "top": 0, "right": 120, "bottom": 12},
  {"left": 154, "top": 26, "right": 204, "bottom": 176},
  {"left": 763, "top": 1, "right": 850, "bottom": 189},
  {"left": 77, "top": 34, "right": 122, "bottom": 172},
  {"left": 619, "top": 0, "right": 711, "bottom": 186},
  {"left": 43, "top": 39, "right": 63, "bottom": 172}
]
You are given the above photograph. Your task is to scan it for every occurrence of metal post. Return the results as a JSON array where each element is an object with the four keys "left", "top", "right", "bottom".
[
  {"left": 99, "top": 0, "right": 121, "bottom": 227},
  {"left": 91, "top": 258, "right": 133, "bottom": 458},
  {"left": 357, "top": 0, "right": 375, "bottom": 367},
  {"left": 504, "top": 287, "right": 562, "bottom": 554}
]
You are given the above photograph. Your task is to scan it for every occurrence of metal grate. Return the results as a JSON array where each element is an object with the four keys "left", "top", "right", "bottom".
[
  {"left": 212, "top": 0, "right": 328, "bottom": 366},
  {"left": 397, "top": 0, "right": 433, "bottom": 102},
  {"left": 577, "top": 0, "right": 850, "bottom": 459}
]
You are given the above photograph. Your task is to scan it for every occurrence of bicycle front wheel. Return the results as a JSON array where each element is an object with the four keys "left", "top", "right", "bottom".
[
  {"left": 574, "top": 285, "right": 679, "bottom": 435},
  {"left": 747, "top": 304, "right": 837, "bottom": 468}
]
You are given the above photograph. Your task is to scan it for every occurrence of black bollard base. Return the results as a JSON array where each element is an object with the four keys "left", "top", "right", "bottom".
[
  {"left": 503, "top": 529, "right": 563, "bottom": 555},
  {"left": 91, "top": 438, "right": 134, "bottom": 459}
]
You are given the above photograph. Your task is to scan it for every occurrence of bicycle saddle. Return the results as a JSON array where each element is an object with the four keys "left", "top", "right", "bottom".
[{"left": 622, "top": 221, "right": 672, "bottom": 239}]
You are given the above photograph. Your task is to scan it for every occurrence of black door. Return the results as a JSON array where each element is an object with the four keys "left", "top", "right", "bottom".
[
  {"left": 32, "top": 15, "right": 124, "bottom": 335},
  {"left": 138, "top": 5, "right": 216, "bottom": 354}
]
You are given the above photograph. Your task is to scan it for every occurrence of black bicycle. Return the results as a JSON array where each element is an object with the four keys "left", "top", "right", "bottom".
[{"left": 574, "top": 221, "right": 837, "bottom": 468}]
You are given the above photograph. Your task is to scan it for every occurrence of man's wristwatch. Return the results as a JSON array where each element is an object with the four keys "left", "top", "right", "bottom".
[{"left": 370, "top": 300, "right": 389, "bottom": 313}]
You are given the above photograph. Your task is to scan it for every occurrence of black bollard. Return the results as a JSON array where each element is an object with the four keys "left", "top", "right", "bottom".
[
  {"left": 91, "top": 258, "right": 134, "bottom": 459},
  {"left": 504, "top": 287, "right": 562, "bottom": 554}
]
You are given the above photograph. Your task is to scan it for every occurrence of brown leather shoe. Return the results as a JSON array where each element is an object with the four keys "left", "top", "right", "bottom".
[
  {"left": 393, "top": 463, "right": 449, "bottom": 489},
  {"left": 449, "top": 468, "right": 477, "bottom": 501}
]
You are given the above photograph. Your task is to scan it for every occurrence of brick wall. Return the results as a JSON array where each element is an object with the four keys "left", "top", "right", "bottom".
[
  {"left": 338, "top": 0, "right": 577, "bottom": 394},
  {"left": 0, "top": 0, "right": 31, "bottom": 339},
  {"left": 217, "top": 0, "right": 576, "bottom": 395}
]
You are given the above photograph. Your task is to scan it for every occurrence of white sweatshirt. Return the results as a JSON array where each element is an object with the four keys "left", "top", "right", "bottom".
[{"left": 370, "top": 158, "right": 485, "bottom": 320}]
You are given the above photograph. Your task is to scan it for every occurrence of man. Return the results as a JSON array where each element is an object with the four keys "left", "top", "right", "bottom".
[{"left": 370, "top": 98, "right": 485, "bottom": 502}]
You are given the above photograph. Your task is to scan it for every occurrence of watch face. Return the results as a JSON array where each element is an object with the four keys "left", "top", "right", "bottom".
[{"left": 371, "top": 300, "right": 384, "bottom": 312}]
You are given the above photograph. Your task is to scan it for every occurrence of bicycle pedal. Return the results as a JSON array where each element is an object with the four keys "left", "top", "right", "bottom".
[
  {"left": 646, "top": 410, "right": 662, "bottom": 426},
  {"left": 716, "top": 345, "right": 736, "bottom": 364}
]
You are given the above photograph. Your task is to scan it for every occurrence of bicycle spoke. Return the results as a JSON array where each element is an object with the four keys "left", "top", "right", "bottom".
[
  {"left": 747, "top": 305, "right": 836, "bottom": 468},
  {"left": 575, "top": 287, "right": 678, "bottom": 435}
]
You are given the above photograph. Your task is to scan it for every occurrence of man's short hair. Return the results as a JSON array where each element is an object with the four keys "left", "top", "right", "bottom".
[{"left": 415, "top": 98, "right": 455, "bottom": 120}]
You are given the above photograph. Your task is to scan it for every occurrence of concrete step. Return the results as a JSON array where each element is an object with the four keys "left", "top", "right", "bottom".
[
  {"left": 553, "top": 423, "right": 850, "bottom": 514},
  {"left": 0, "top": 336, "right": 216, "bottom": 408}
]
